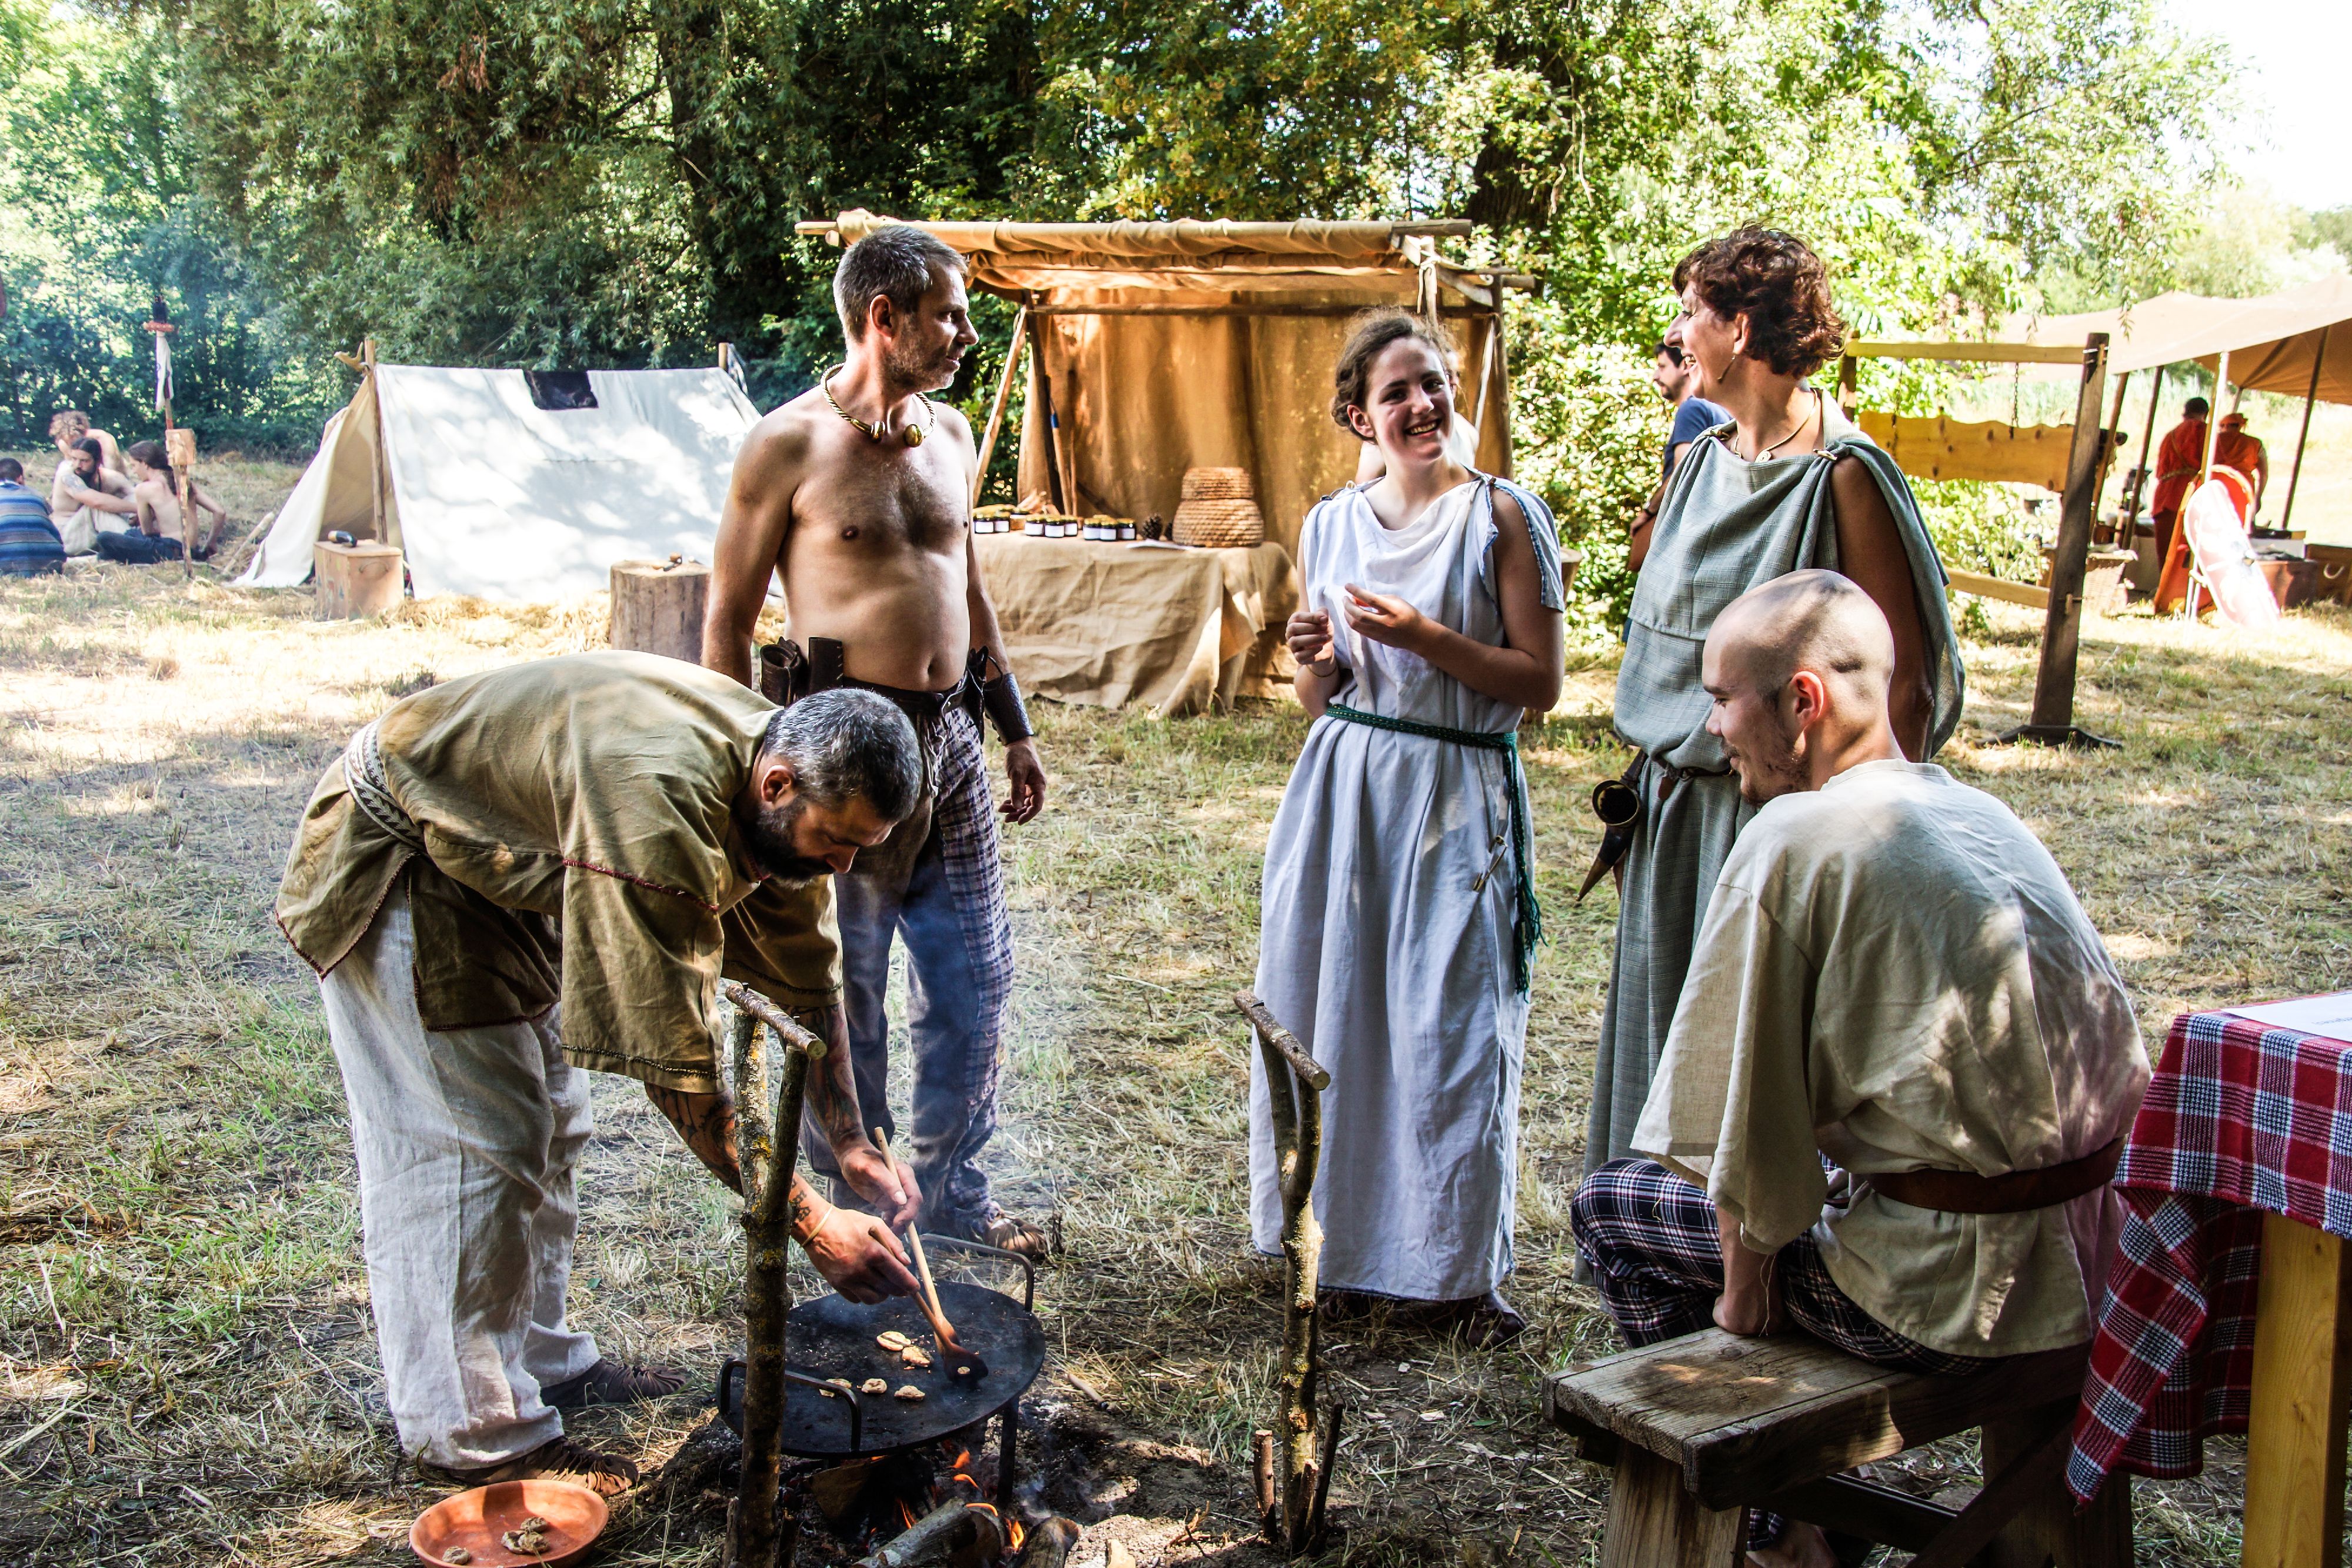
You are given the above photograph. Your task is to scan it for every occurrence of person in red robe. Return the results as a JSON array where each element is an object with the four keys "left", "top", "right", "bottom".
[
  {"left": 2212, "top": 412, "right": 2268, "bottom": 518},
  {"left": 2146, "top": 396, "right": 2208, "bottom": 568},
  {"left": 2154, "top": 408, "right": 2268, "bottom": 612}
]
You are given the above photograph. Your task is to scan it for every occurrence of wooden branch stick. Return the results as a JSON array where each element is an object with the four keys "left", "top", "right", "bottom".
[
  {"left": 729, "top": 998, "right": 817, "bottom": 1568},
  {"left": 1234, "top": 989, "right": 1330, "bottom": 1089},
  {"left": 1252, "top": 1429, "right": 1277, "bottom": 1541},
  {"left": 725, "top": 979, "right": 828, "bottom": 1061},
  {"left": 1306, "top": 1401, "right": 1344, "bottom": 1547},
  {"left": 1235, "top": 990, "right": 1326, "bottom": 1555}
]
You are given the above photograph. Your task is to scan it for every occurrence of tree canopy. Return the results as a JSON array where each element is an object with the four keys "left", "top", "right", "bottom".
[{"left": 0, "top": 0, "right": 2262, "bottom": 615}]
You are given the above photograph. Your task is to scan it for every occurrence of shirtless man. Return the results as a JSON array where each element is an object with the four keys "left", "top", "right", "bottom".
[
  {"left": 51, "top": 437, "right": 139, "bottom": 556},
  {"left": 126, "top": 441, "right": 229, "bottom": 560},
  {"left": 703, "top": 225, "right": 1050, "bottom": 1257}
]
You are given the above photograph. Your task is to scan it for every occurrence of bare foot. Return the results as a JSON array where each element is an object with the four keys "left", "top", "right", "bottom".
[{"left": 1747, "top": 1520, "right": 1838, "bottom": 1568}]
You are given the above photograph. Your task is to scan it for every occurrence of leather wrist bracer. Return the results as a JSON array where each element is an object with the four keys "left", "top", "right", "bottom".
[{"left": 982, "top": 670, "right": 1034, "bottom": 745}]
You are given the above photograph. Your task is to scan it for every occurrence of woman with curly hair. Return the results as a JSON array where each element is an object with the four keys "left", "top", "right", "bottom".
[
  {"left": 1584, "top": 228, "right": 1966, "bottom": 1185},
  {"left": 1253, "top": 308, "right": 1564, "bottom": 1344}
]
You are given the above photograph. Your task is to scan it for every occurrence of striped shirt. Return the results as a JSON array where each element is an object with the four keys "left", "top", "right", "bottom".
[{"left": 0, "top": 481, "right": 63, "bottom": 576}]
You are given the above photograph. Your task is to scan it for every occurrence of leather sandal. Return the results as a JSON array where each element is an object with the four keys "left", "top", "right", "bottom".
[
  {"left": 1457, "top": 1289, "right": 1528, "bottom": 1347},
  {"left": 539, "top": 1358, "right": 686, "bottom": 1410},
  {"left": 418, "top": 1435, "right": 639, "bottom": 1498}
]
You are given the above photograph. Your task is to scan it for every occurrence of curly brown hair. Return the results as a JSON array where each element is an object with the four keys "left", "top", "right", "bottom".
[
  {"left": 1330, "top": 309, "right": 1457, "bottom": 438},
  {"left": 1671, "top": 228, "right": 1847, "bottom": 379}
]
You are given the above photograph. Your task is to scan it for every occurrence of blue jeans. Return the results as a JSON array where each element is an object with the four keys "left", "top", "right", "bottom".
[{"left": 809, "top": 706, "right": 1012, "bottom": 1233}]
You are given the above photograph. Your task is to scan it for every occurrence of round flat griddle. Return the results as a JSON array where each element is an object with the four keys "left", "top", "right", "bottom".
[{"left": 718, "top": 1282, "right": 1046, "bottom": 1457}]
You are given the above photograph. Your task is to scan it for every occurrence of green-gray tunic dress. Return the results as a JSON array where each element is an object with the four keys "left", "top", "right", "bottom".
[{"left": 1583, "top": 396, "right": 1964, "bottom": 1178}]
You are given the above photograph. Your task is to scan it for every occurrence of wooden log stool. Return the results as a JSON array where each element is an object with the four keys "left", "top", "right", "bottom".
[
  {"left": 609, "top": 556, "right": 710, "bottom": 663},
  {"left": 1544, "top": 1329, "right": 2131, "bottom": 1568}
]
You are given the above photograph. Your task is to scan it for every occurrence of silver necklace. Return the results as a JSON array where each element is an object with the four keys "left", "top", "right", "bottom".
[{"left": 1749, "top": 392, "right": 1819, "bottom": 461}]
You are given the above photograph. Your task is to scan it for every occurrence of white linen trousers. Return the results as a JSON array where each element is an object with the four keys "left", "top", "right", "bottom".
[{"left": 319, "top": 880, "right": 602, "bottom": 1468}]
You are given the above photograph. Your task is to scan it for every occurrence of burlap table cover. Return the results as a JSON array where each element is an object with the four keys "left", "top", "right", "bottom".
[{"left": 973, "top": 535, "right": 1297, "bottom": 716}]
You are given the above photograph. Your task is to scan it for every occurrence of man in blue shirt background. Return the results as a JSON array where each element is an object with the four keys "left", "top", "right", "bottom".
[
  {"left": 0, "top": 458, "right": 65, "bottom": 577},
  {"left": 1629, "top": 341, "right": 1732, "bottom": 571}
]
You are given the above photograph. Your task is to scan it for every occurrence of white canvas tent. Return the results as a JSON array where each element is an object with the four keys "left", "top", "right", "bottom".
[{"left": 240, "top": 359, "right": 760, "bottom": 600}]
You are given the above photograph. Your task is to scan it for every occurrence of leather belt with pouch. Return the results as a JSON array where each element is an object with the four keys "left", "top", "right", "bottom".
[
  {"left": 1867, "top": 1137, "right": 2125, "bottom": 1215},
  {"left": 760, "top": 636, "right": 981, "bottom": 726}
]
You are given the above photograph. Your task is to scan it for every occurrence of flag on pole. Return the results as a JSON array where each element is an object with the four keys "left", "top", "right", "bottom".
[{"left": 149, "top": 292, "right": 174, "bottom": 411}]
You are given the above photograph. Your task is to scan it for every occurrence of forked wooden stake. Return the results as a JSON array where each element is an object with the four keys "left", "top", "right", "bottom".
[
  {"left": 723, "top": 981, "right": 826, "bottom": 1568},
  {"left": 1234, "top": 989, "right": 1334, "bottom": 1554}
]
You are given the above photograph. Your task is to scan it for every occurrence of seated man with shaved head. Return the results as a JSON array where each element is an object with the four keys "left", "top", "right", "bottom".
[{"left": 1571, "top": 571, "right": 2149, "bottom": 1567}]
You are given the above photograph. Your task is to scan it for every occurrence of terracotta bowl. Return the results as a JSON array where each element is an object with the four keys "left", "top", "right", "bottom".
[{"left": 409, "top": 1479, "right": 608, "bottom": 1568}]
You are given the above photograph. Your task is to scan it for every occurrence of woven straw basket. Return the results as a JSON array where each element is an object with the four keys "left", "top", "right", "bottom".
[
  {"left": 1173, "top": 466, "right": 1266, "bottom": 547},
  {"left": 1180, "top": 466, "right": 1258, "bottom": 502},
  {"left": 1172, "top": 498, "right": 1265, "bottom": 549}
]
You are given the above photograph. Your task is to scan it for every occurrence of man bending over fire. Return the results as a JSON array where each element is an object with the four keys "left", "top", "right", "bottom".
[
  {"left": 1570, "top": 572, "right": 2149, "bottom": 1568},
  {"left": 278, "top": 655, "right": 927, "bottom": 1496}
]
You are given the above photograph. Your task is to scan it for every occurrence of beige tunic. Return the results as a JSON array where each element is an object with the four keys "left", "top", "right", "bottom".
[
  {"left": 1633, "top": 759, "right": 2149, "bottom": 1357},
  {"left": 275, "top": 651, "right": 840, "bottom": 1093}
]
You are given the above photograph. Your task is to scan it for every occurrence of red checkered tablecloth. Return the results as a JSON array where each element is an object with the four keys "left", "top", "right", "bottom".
[{"left": 2067, "top": 1006, "right": 2352, "bottom": 1502}]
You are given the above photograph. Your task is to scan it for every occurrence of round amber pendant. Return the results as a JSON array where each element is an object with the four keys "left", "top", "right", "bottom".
[{"left": 903, "top": 425, "right": 925, "bottom": 448}]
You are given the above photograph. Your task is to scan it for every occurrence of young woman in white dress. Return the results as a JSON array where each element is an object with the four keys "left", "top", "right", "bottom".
[{"left": 1251, "top": 310, "right": 1566, "bottom": 1343}]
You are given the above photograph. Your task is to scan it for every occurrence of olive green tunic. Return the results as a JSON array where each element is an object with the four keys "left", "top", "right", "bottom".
[{"left": 275, "top": 651, "right": 840, "bottom": 1093}]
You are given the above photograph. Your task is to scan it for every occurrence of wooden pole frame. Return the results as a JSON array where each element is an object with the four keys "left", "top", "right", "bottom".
[
  {"left": 1235, "top": 990, "right": 1335, "bottom": 1556},
  {"left": 972, "top": 306, "right": 1029, "bottom": 511},
  {"left": 1997, "top": 332, "right": 2117, "bottom": 749},
  {"left": 723, "top": 982, "right": 824, "bottom": 1568},
  {"left": 2280, "top": 332, "right": 2328, "bottom": 532},
  {"left": 2124, "top": 365, "right": 2165, "bottom": 529}
]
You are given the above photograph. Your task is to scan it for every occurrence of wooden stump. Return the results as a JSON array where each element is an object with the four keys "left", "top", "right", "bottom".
[
  {"left": 610, "top": 557, "right": 710, "bottom": 663},
  {"left": 315, "top": 540, "right": 404, "bottom": 619}
]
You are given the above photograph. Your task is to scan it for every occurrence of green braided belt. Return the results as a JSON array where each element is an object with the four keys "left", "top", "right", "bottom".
[{"left": 1323, "top": 702, "right": 1542, "bottom": 993}]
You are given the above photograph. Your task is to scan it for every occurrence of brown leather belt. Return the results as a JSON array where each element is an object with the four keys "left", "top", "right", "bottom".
[{"left": 1866, "top": 1137, "right": 2124, "bottom": 1215}]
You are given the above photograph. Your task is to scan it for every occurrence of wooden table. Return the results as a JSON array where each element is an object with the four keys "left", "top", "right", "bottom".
[
  {"left": 2066, "top": 1006, "right": 2352, "bottom": 1566},
  {"left": 973, "top": 533, "right": 1296, "bottom": 716},
  {"left": 2244, "top": 1212, "right": 2352, "bottom": 1566}
]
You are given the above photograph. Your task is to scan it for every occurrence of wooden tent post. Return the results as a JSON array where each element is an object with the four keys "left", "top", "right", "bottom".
[
  {"left": 2124, "top": 365, "right": 2165, "bottom": 528},
  {"left": 1490, "top": 286, "right": 1516, "bottom": 479},
  {"left": 2000, "top": 332, "right": 2117, "bottom": 749},
  {"left": 363, "top": 339, "right": 388, "bottom": 545},
  {"left": 2280, "top": 332, "right": 2328, "bottom": 531},
  {"left": 2103, "top": 370, "right": 2132, "bottom": 531},
  {"left": 2200, "top": 351, "right": 2229, "bottom": 483},
  {"left": 972, "top": 305, "right": 1029, "bottom": 511}
]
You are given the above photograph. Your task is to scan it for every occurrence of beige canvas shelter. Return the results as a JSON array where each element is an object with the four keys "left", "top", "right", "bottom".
[
  {"left": 2009, "top": 275, "right": 2352, "bottom": 529},
  {"left": 799, "top": 211, "right": 1536, "bottom": 553},
  {"left": 239, "top": 348, "right": 760, "bottom": 600}
]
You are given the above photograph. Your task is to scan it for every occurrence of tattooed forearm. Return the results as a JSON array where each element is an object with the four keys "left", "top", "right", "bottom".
[
  {"left": 788, "top": 1176, "right": 825, "bottom": 1243},
  {"left": 801, "top": 1003, "right": 869, "bottom": 1151},
  {"left": 645, "top": 1083, "right": 743, "bottom": 1193}
]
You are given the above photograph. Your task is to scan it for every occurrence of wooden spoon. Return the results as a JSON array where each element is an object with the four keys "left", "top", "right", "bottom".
[{"left": 873, "top": 1128, "right": 987, "bottom": 1380}]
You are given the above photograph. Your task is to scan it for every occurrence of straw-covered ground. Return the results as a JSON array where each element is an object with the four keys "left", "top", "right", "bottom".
[{"left": 3, "top": 459, "right": 2347, "bottom": 1566}]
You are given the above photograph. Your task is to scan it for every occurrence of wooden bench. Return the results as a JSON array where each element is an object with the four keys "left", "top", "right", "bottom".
[{"left": 1543, "top": 1330, "right": 2130, "bottom": 1567}]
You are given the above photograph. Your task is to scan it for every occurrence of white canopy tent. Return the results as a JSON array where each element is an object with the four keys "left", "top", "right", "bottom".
[{"left": 239, "top": 357, "right": 760, "bottom": 600}]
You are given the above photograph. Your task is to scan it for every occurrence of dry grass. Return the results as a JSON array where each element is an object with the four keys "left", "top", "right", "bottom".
[{"left": 2, "top": 479, "right": 2348, "bottom": 1564}]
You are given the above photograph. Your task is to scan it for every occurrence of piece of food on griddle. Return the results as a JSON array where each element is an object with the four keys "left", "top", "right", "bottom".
[
  {"left": 893, "top": 1384, "right": 926, "bottom": 1401},
  {"left": 821, "top": 1376, "right": 856, "bottom": 1398},
  {"left": 875, "top": 1330, "right": 912, "bottom": 1352},
  {"left": 860, "top": 1377, "right": 889, "bottom": 1394},
  {"left": 501, "top": 1524, "right": 549, "bottom": 1555},
  {"left": 443, "top": 1551, "right": 471, "bottom": 1564},
  {"left": 899, "top": 1345, "right": 932, "bottom": 1369}
]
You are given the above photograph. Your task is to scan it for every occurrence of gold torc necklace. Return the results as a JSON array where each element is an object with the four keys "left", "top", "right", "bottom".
[{"left": 820, "top": 365, "right": 937, "bottom": 448}]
